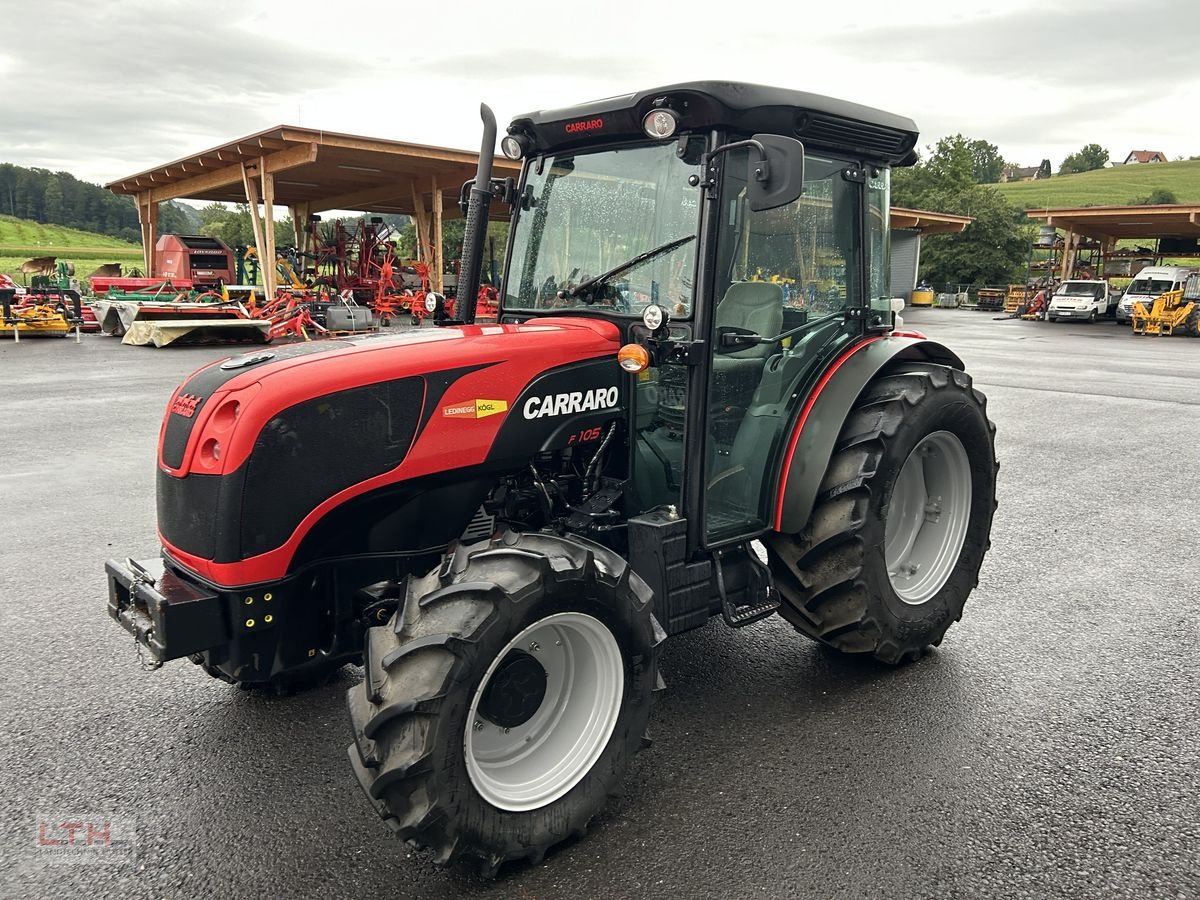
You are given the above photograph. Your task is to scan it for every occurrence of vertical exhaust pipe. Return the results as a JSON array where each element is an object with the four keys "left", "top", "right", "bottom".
[{"left": 456, "top": 103, "right": 497, "bottom": 324}]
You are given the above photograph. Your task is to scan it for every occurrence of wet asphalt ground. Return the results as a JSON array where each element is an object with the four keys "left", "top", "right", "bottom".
[{"left": 1, "top": 308, "right": 1197, "bottom": 899}]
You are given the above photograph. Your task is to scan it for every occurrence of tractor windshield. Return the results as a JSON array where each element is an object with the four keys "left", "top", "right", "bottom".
[{"left": 505, "top": 142, "right": 703, "bottom": 317}]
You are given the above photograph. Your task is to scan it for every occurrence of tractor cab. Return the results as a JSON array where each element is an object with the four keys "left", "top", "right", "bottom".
[{"left": 461, "top": 83, "right": 915, "bottom": 552}]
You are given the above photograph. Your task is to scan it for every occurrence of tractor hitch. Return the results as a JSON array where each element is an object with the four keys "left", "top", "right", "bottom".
[{"left": 105, "top": 557, "right": 227, "bottom": 664}]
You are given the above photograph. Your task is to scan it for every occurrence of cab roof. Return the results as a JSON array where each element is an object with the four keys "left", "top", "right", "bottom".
[{"left": 508, "top": 80, "right": 920, "bottom": 166}]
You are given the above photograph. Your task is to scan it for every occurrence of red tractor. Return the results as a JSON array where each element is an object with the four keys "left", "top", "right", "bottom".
[{"left": 106, "top": 82, "right": 997, "bottom": 875}]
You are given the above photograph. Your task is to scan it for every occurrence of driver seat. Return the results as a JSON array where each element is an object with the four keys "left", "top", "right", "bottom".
[{"left": 711, "top": 281, "right": 784, "bottom": 414}]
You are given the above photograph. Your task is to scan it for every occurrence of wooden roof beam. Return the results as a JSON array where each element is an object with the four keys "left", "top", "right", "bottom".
[
  {"left": 309, "top": 181, "right": 415, "bottom": 213},
  {"left": 280, "top": 128, "right": 480, "bottom": 165},
  {"left": 144, "top": 142, "right": 319, "bottom": 204}
]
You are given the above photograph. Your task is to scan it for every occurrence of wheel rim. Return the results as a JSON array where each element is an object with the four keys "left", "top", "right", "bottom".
[
  {"left": 465, "top": 611, "right": 623, "bottom": 812},
  {"left": 883, "top": 431, "right": 973, "bottom": 605}
]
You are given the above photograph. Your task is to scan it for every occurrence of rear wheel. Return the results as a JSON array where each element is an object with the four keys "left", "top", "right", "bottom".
[
  {"left": 1185, "top": 306, "right": 1200, "bottom": 337},
  {"left": 347, "top": 531, "right": 662, "bottom": 874},
  {"left": 766, "top": 364, "right": 997, "bottom": 664}
]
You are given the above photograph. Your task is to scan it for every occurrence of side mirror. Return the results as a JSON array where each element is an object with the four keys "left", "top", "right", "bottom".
[
  {"left": 747, "top": 135, "right": 805, "bottom": 212},
  {"left": 717, "top": 325, "right": 763, "bottom": 353}
]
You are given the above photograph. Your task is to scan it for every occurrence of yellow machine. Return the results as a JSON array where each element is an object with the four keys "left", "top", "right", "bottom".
[
  {"left": 243, "top": 246, "right": 309, "bottom": 290},
  {"left": 911, "top": 287, "right": 935, "bottom": 307},
  {"left": 1131, "top": 274, "right": 1200, "bottom": 336},
  {"left": 0, "top": 300, "right": 76, "bottom": 339}
]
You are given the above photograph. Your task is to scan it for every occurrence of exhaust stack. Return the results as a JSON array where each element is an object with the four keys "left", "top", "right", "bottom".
[{"left": 456, "top": 103, "right": 497, "bottom": 324}]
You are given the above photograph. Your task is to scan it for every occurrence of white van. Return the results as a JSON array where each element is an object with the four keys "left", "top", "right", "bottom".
[
  {"left": 1047, "top": 279, "right": 1113, "bottom": 322},
  {"left": 1116, "top": 266, "right": 1197, "bottom": 323}
]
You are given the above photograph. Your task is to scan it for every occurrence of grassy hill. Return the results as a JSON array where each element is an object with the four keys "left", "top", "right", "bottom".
[
  {"left": 994, "top": 159, "right": 1200, "bottom": 209},
  {"left": 0, "top": 214, "right": 143, "bottom": 281}
]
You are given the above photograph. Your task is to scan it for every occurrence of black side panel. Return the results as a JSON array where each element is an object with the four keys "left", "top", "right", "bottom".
[
  {"left": 239, "top": 377, "right": 424, "bottom": 558},
  {"left": 292, "top": 473, "right": 498, "bottom": 568},
  {"left": 487, "top": 357, "right": 624, "bottom": 462}
]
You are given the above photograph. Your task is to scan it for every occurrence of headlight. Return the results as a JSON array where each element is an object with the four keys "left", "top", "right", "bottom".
[
  {"left": 642, "top": 304, "right": 669, "bottom": 332},
  {"left": 501, "top": 135, "right": 527, "bottom": 160}
]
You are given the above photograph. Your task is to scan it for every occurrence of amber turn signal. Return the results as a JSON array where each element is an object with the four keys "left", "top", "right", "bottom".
[{"left": 617, "top": 343, "right": 651, "bottom": 373}]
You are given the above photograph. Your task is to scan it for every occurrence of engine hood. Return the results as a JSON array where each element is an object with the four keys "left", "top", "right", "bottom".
[
  {"left": 160, "top": 317, "right": 622, "bottom": 476},
  {"left": 155, "top": 317, "right": 624, "bottom": 585}
]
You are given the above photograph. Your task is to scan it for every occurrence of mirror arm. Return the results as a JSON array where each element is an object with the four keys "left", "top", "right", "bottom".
[{"left": 704, "top": 139, "right": 770, "bottom": 181}]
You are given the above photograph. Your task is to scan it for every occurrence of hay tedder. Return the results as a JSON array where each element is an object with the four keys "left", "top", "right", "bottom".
[
  {"left": 1132, "top": 274, "right": 1200, "bottom": 336},
  {"left": 106, "top": 82, "right": 998, "bottom": 874}
]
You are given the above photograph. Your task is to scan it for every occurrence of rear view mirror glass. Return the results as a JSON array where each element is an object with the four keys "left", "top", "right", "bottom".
[{"left": 747, "top": 135, "right": 805, "bottom": 212}]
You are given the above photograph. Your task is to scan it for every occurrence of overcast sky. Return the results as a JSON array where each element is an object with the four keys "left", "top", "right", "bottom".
[{"left": 4, "top": 0, "right": 1197, "bottom": 188}]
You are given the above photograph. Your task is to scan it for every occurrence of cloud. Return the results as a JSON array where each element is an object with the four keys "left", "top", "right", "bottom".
[
  {"left": 0, "top": 0, "right": 340, "bottom": 182},
  {"left": 1, "top": 0, "right": 1196, "bottom": 189},
  {"left": 827, "top": 0, "right": 1195, "bottom": 88}
]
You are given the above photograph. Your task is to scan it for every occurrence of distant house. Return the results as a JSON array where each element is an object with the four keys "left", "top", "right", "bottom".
[
  {"left": 1001, "top": 165, "right": 1040, "bottom": 183},
  {"left": 1124, "top": 150, "right": 1168, "bottom": 164}
]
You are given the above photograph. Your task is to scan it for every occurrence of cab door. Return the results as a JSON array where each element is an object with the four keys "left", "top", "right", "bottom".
[{"left": 701, "top": 151, "right": 889, "bottom": 545}]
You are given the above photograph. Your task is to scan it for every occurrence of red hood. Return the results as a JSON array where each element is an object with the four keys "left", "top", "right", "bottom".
[
  {"left": 163, "top": 317, "right": 622, "bottom": 478},
  {"left": 157, "top": 317, "right": 624, "bottom": 586}
]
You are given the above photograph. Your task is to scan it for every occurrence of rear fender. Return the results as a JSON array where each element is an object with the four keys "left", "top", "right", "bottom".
[{"left": 773, "top": 335, "right": 963, "bottom": 534}]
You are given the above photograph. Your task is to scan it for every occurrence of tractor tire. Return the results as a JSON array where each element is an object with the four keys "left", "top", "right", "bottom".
[
  {"left": 1186, "top": 307, "right": 1200, "bottom": 337},
  {"left": 766, "top": 363, "right": 997, "bottom": 665},
  {"left": 347, "top": 530, "right": 663, "bottom": 875},
  {"left": 409, "top": 314, "right": 421, "bottom": 326}
]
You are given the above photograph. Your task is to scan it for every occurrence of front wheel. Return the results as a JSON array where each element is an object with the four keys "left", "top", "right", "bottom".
[
  {"left": 766, "top": 364, "right": 997, "bottom": 664},
  {"left": 347, "top": 531, "right": 662, "bottom": 874}
]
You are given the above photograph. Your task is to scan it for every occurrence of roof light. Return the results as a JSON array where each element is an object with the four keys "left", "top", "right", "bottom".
[
  {"left": 501, "top": 135, "right": 528, "bottom": 160},
  {"left": 642, "top": 109, "right": 677, "bottom": 140},
  {"left": 617, "top": 343, "right": 651, "bottom": 373}
]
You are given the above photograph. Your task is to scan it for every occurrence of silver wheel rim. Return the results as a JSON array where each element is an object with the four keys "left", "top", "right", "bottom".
[
  {"left": 884, "top": 431, "right": 973, "bottom": 605},
  {"left": 465, "top": 611, "right": 623, "bottom": 812}
]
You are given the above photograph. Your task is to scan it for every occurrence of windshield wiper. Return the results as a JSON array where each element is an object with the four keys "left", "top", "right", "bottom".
[{"left": 559, "top": 235, "right": 696, "bottom": 301}]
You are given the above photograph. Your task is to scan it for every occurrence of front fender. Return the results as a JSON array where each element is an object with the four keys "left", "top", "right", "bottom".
[{"left": 772, "top": 333, "right": 963, "bottom": 534}]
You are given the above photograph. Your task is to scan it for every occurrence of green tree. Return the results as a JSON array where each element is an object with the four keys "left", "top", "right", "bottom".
[
  {"left": 968, "top": 138, "right": 1006, "bottom": 184},
  {"left": 1059, "top": 144, "right": 1109, "bottom": 175},
  {"left": 198, "top": 203, "right": 292, "bottom": 249},
  {"left": 894, "top": 138, "right": 1030, "bottom": 287},
  {"left": 43, "top": 176, "right": 65, "bottom": 222},
  {"left": 395, "top": 218, "right": 509, "bottom": 282},
  {"left": 1037, "top": 159, "right": 1052, "bottom": 179}
]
